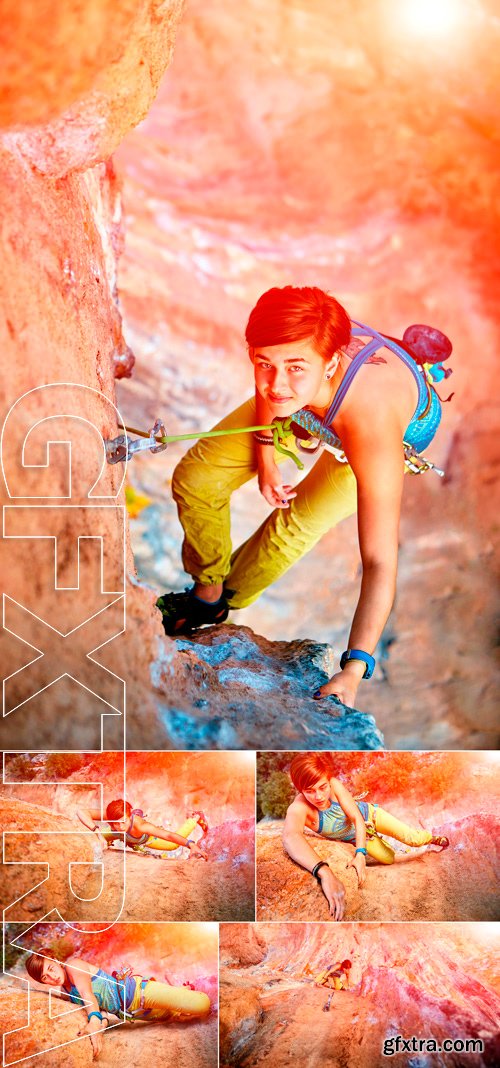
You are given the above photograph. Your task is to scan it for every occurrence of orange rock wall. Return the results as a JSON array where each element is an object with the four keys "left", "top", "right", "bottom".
[{"left": 0, "top": 1, "right": 187, "bottom": 747}]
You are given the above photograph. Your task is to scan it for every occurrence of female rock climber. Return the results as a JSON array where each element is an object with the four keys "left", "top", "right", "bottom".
[
  {"left": 76, "top": 799, "right": 208, "bottom": 860},
  {"left": 157, "top": 285, "right": 452, "bottom": 708},
  {"left": 25, "top": 950, "right": 211, "bottom": 1061},
  {"left": 315, "top": 959, "right": 352, "bottom": 1012},
  {"left": 283, "top": 752, "right": 449, "bottom": 919}
]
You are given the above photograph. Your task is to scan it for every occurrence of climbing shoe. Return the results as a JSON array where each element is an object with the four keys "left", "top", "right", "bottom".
[
  {"left": 190, "top": 809, "right": 209, "bottom": 836},
  {"left": 431, "top": 835, "right": 449, "bottom": 850},
  {"left": 156, "top": 588, "right": 230, "bottom": 637}
]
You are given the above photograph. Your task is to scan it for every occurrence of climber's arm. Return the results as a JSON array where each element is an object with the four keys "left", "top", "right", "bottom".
[
  {"left": 332, "top": 778, "right": 368, "bottom": 889},
  {"left": 65, "top": 959, "right": 106, "bottom": 1061},
  {"left": 76, "top": 808, "right": 110, "bottom": 851},
  {"left": 283, "top": 798, "right": 345, "bottom": 920},
  {"left": 314, "top": 404, "right": 404, "bottom": 707},
  {"left": 76, "top": 807, "right": 101, "bottom": 831}
]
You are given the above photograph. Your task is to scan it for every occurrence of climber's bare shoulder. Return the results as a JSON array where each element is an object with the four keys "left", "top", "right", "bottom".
[
  {"left": 334, "top": 347, "right": 416, "bottom": 443},
  {"left": 284, "top": 793, "right": 319, "bottom": 833},
  {"left": 65, "top": 957, "right": 98, "bottom": 979}
]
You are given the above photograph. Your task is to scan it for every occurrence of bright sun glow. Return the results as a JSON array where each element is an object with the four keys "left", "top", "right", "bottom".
[
  {"left": 401, "top": 0, "right": 462, "bottom": 35},
  {"left": 234, "top": 750, "right": 257, "bottom": 769},
  {"left": 479, "top": 751, "right": 500, "bottom": 766},
  {"left": 469, "top": 923, "right": 500, "bottom": 946}
]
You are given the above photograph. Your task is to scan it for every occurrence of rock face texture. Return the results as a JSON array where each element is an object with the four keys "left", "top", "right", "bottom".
[
  {"left": 1, "top": 0, "right": 185, "bottom": 167},
  {"left": 256, "top": 814, "right": 500, "bottom": 922},
  {"left": 0, "top": 793, "right": 254, "bottom": 922},
  {"left": 156, "top": 626, "right": 383, "bottom": 749},
  {"left": 113, "top": 0, "right": 500, "bottom": 750},
  {"left": 0, "top": 798, "right": 98, "bottom": 922},
  {"left": 0, "top": 0, "right": 191, "bottom": 751},
  {"left": 219, "top": 923, "right": 500, "bottom": 1068}
]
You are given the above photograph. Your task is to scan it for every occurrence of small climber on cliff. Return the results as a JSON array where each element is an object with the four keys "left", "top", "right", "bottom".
[
  {"left": 156, "top": 285, "right": 452, "bottom": 709},
  {"left": 315, "top": 960, "right": 352, "bottom": 1010},
  {"left": 76, "top": 799, "right": 208, "bottom": 860},
  {"left": 25, "top": 950, "right": 211, "bottom": 1060},
  {"left": 282, "top": 752, "right": 449, "bottom": 918}
]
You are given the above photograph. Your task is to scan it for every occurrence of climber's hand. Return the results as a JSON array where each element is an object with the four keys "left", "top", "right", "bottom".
[
  {"left": 95, "top": 831, "right": 109, "bottom": 851},
  {"left": 258, "top": 459, "right": 297, "bottom": 509},
  {"left": 313, "top": 661, "right": 364, "bottom": 709},
  {"left": 318, "top": 866, "right": 345, "bottom": 920},
  {"left": 78, "top": 1019, "right": 105, "bottom": 1060},
  {"left": 188, "top": 843, "right": 208, "bottom": 861},
  {"left": 347, "top": 852, "right": 366, "bottom": 888}
]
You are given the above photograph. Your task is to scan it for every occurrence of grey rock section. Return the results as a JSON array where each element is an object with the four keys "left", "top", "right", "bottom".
[{"left": 153, "top": 624, "right": 383, "bottom": 750}]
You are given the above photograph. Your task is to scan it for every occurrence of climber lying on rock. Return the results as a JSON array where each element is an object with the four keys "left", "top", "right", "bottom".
[
  {"left": 76, "top": 799, "right": 208, "bottom": 860},
  {"left": 25, "top": 951, "right": 211, "bottom": 1061},
  {"left": 157, "top": 284, "right": 452, "bottom": 709},
  {"left": 283, "top": 752, "right": 449, "bottom": 919}
]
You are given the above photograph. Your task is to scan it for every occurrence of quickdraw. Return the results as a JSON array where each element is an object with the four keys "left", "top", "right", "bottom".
[
  {"left": 105, "top": 411, "right": 444, "bottom": 476},
  {"left": 105, "top": 417, "right": 305, "bottom": 469}
]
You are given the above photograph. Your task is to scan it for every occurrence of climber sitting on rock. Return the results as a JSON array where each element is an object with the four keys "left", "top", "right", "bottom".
[
  {"left": 25, "top": 950, "right": 211, "bottom": 1061},
  {"left": 157, "top": 284, "right": 452, "bottom": 709},
  {"left": 283, "top": 752, "right": 449, "bottom": 918},
  {"left": 76, "top": 799, "right": 208, "bottom": 860},
  {"left": 315, "top": 959, "right": 351, "bottom": 990},
  {"left": 315, "top": 960, "right": 352, "bottom": 1012}
]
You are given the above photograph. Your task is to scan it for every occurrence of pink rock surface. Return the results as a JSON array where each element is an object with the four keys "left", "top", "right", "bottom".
[{"left": 220, "top": 922, "right": 500, "bottom": 1067}]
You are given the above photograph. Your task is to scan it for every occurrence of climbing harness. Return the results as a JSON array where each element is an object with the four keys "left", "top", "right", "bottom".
[
  {"left": 112, "top": 965, "right": 154, "bottom": 1021},
  {"left": 364, "top": 802, "right": 412, "bottom": 856},
  {"left": 105, "top": 321, "right": 451, "bottom": 477}
]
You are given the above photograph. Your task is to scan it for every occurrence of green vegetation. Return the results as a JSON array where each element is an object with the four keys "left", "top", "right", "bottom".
[
  {"left": 4, "top": 754, "right": 37, "bottom": 781},
  {"left": 257, "top": 751, "right": 475, "bottom": 812},
  {"left": 43, "top": 754, "right": 86, "bottom": 780},
  {"left": 259, "top": 770, "right": 295, "bottom": 820}
]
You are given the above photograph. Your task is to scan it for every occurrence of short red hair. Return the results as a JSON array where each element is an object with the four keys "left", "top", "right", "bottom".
[
  {"left": 245, "top": 286, "right": 351, "bottom": 360},
  {"left": 289, "top": 752, "right": 336, "bottom": 794},
  {"left": 106, "top": 799, "right": 132, "bottom": 821},
  {"left": 25, "top": 950, "right": 54, "bottom": 983}
]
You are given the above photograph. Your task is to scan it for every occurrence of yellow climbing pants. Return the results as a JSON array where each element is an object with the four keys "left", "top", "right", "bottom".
[
  {"left": 171, "top": 397, "right": 358, "bottom": 608},
  {"left": 129, "top": 977, "right": 210, "bottom": 1020},
  {"left": 141, "top": 817, "right": 199, "bottom": 852},
  {"left": 103, "top": 818, "right": 199, "bottom": 852},
  {"left": 364, "top": 803, "right": 433, "bottom": 864},
  {"left": 314, "top": 971, "right": 344, "bottom": 990}
]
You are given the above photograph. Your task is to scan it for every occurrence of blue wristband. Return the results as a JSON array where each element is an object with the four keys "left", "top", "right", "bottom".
[
  {"left": 186, "top": 839, "right": 195, "bottom": 845},
  {"left": 87, "top": 1011, "right": 103, "bottom": 1023},
  {"left": 340, "top": 648, "right": 376, "bottom": 680},
  {"left": 355, "top": 847, "right": 367, "bottom": 856}
]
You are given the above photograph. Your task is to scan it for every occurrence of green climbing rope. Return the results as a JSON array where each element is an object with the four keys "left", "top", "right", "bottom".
[{"left": 123, "top": 418, "right": 305, "bottom": 469}]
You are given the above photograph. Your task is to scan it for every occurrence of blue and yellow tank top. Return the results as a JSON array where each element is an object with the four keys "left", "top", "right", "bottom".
[
  {"left": 68, "top": 968, "right": 135, "bottom": 1015},
  {"left": 317, "top": 799, "right": 369, "bottom": 843}
]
